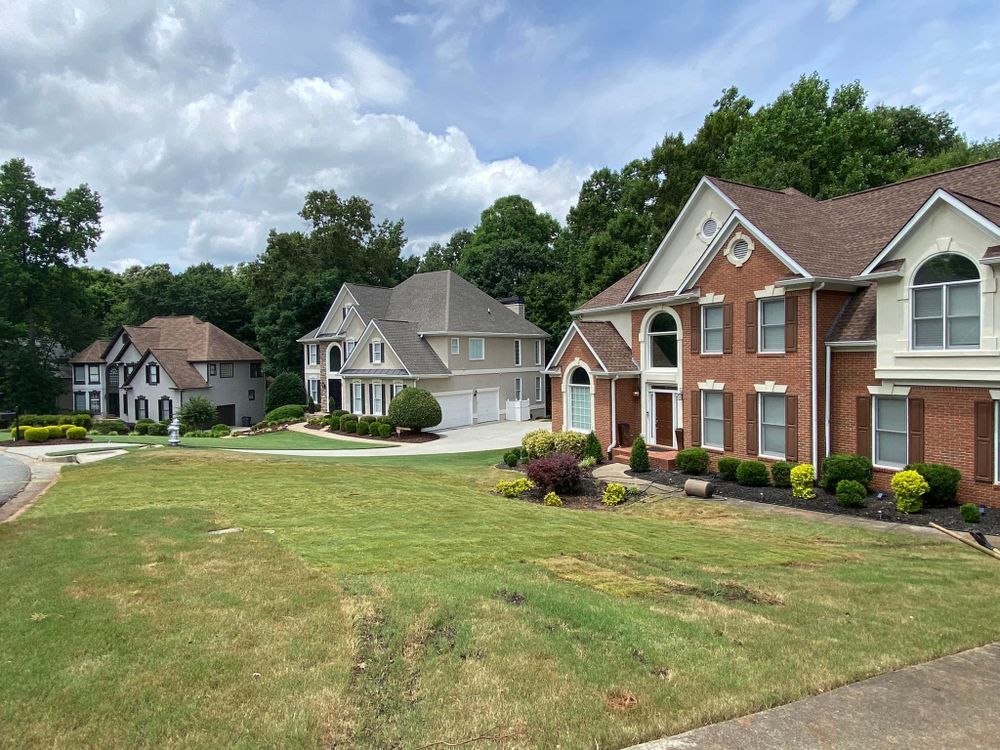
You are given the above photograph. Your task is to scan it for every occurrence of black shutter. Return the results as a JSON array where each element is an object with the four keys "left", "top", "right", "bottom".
[
  {"left": 369, "top": 343, "right": 374, "bottom": 364},
  {"left": 689, "top": 389, "right": 701, "bottom": 446}
]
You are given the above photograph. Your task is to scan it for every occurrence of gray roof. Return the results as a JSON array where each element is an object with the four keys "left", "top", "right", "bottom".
[
  {"left": 344, "top": 283, "right": 394, "bottom": 323},
  {"left": 297, "top": 326, "right": 321, "bottom": 343},
  {"left": 373, "top": 319, "right": 450, "bottom": 375}
]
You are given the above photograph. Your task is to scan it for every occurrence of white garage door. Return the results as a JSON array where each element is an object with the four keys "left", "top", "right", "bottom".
[
  {"left": 476, "top": 388, "right": 500, "bottom": 423},
  {"left": 435, "top": 391, "right": 474, "bottom": 430}
]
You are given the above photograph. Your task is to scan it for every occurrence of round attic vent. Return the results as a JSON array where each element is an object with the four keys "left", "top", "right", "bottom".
[
  {"left": 701, "top": 218, "right": 718, "bottom": 238},
  {"left": 731, "top": 238, "right": 750, "bottom": 260}
]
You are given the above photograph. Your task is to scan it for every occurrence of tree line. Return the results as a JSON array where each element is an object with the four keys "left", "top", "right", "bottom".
[{"left": 2, "top": 73, "right": 998, "bottom": 412}]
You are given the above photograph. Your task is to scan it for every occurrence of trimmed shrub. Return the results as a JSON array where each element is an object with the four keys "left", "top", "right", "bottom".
[
  {"left": 377, "top": 423, "right": 392, "bottom": 438},
  {"left": 717, "top": 457, "right": 741, "bottom": 481},
  {"left": 736, "top": 460, "right": 770, "bottom": 487},
  {"left": 329, "top": 409, "right": 348, "bottom": 420},
  {"left": 630, "top": 436, "right": 651, "bottom": 472},
  {"left": 584, "top": 431, "right": 603, "bottom": 462},
  {"left": 359, "top": 415, "right": 378, "bottom": 424},
  {"left": 905, "top": 463, "right": 961, "bottom": 507},
  {"left": 147, "top": 422, "right": 168, "bottom": 436},
  {"left": 960, "top": 503, "right": 981, "bottom": 523},
  {"left": 602, "top": 482, "right": 627, "bottom": 506},
  {"left": 791, "top": 463, "right": 816, "bottom": 500},
  {"left": 553, "top": 431, "right": 588, "bottom": 458},
  {"left": 579, "top": 456, "right": 597, "bottom": 470},
  {"left": 543, "top": 491, "right": 563, "bottom": 507},
  {"left": 495, "top": 478, "right": 535, "bottom": 498},
  {"left": 266, "top": 404, "right": 306, "bottom": 423},
  {"left": 179, "top": 397, "right": 218, "bottom": 430},
  {"left": 356, "top": 421, "right": 370, "bottom": 436},
  {"left": 820, "top": 454, "right": 873, "bottom": 491},
  {"left": 891, "top": 469, "right": 928, "bottom": 514},
  {"left": 45, "top": 425, "right": 63, "bottom": 439},
  {"left": 264, "top": 372, "right": 308, "bottom": 413},
  {"left": 66, "top": 426, "right": 87, "bottom": 440},
  {"left": 503, "top": 451, "right": 519, "bottom": 468},
  {"left": 386, "top": 388, "right": 442, "bottom": 432},
  {"left": 92, "top": 419, "right": 128, "bottom": 435},
  {"left": 343, "top": 420, "right": 358, "bottom": 434},
  {"left": 59, "top": 424, "right": 76, "bottom": 435},
  {"left": 522, "top": 429, "right": 556, "bottom": 459},
  {"left": 24, "top": 427, "right": 49, "bottom": 443},
  {"left": 836, "top": 479, "right": 868, "bottom": 508},
  {"left": 771, "top": 461, "right": 793, "bottom": 488},
  {"left": 675, "top": 447, "right": 709, "bottom": 475},
  {"left": 134, "top": 421, "right": 151, "bottom": 435},
  {"left": 525, "top": 452, "right": 582, "bottom": 493},
  {"left": 210, "top": 424, "right": 231, "bottom": 437},
  {"left": 16, "top": 426, "right": 31, "bottom": 438}
]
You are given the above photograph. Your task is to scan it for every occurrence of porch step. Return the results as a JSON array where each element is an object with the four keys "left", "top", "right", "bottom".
[{"left": 610, "top": 445, "right": 677, "bottom": 471}]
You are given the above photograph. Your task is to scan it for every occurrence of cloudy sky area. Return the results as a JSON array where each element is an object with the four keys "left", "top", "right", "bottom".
[{"left": 2, "top": 0, "right": 999, "bottom": 271}]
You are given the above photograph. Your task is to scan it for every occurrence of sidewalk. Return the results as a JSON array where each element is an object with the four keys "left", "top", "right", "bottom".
[{"left": 627, "top": 642, "right": 1000, "bottom": 750}]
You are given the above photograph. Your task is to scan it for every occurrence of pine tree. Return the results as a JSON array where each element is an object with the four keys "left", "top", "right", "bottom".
[{"left": 630, "top": 436, "right": 650, "bottom": 473}]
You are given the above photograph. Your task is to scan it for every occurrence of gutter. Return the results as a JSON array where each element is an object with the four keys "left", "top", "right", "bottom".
[
  {"left": 811, "top": 282, "right": 827, "bottom": 474},
  {"left": 570, "top": 292, "right": 700, "bottom": 317},
  {"left": 608, "top": 374, "right": 619, "bottom": 460},
  {"left": 824, "top": 344, "right": 831, "bottom": 472}
]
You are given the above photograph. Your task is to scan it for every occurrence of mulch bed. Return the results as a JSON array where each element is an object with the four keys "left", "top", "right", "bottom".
[
  {"left": 494, "top": 466, "right": 637, "bottom": 511},
  {"left": 634, "top": 468, "right": 1000, "bottom": 535}
]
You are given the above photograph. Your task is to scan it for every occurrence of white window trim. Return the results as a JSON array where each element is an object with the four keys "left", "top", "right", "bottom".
[
  {"left": 308, "top": 378, "right": 320, "bottom": 403},
  {"left": 372, "top": 341, "right": 384, "bottom": 364},
  {"left": 351, "top": 383, "right": 364, "bottom": 414},
  {"left": 469, "top": 337, "right": 485, "bottom": 361},
  {"left": 873, "top": 395, "right": 908, "bottom": 470},
  {"left": 451, "top": 337, "right": 460, "bottom": 355},
  {"left": 909, "top": 279, "right": 981, "bottom": 352},
  {"left": 701, "top": 391, "right": 724, "bottom": 451},
  {"left": 701, "top": 304, "right": 724, "bottom": 354},
  {"left": 534, "top": 340, "right": 542, "bottom": 366},
  {"left": 514, "top": 376, "right": 523, "bottom": 401},
  {"left": 758, "top": 298, "right": 786, "bottom": 354},
  {"left": 644, "top": 309, "right": 680, "bottom": 371},
  {"left": 372, "top": 381, "right": 384, "bottom": 416},
  {"left": 514, "top": 339, "right": 522, "bottom": 367},
  {"left": 758, "top": 393, "right": 786, "bottom": 460},
  {"left": 345, "top": 339, "right": 356, "bottom": 358},
  {"left": 564, "top": 362, "right": 595, "bottom": 433},
  {"left": 534, "top": 376, "right": 543, "bottom": 402},
  {"left": 392, "top": 382, "right": 405, "bottom": 399}
]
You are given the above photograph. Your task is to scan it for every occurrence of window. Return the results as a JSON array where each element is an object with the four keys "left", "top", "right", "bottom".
[
  {"left": 308, "top": 379, "right": 320, "bottom": 403},
  {"left": 535, "top": 340, "right": 542, "bottom": 366},
  {"left": 307, "top": 344, "right": 319, "bottom": 365},
  {"left": 250, "top": 362, "right": 262, "bottom": 378},
  {"left": 135, "top": 396, "right": 148, "bottom": 420},
  {"left": 759, "top": 299, "right": 785, "bottom": 353},
  {"left": 911, "top": 254, "right": 980, "bottom": 350},
  {"left": 568, "top": 367, "right": 592, "bottom": 431},
  {"left": 74, "top": 392, "right": 87, "bottom": 412},
  {"left": 391, "top": 383, "right": 405, "bottom": 400},
  {"left": 107, "top": 365, "right": 119, "bottom": 387},
  {"left": 535, "top": 376, "right": 543, "bottom": 402},
  {"left": 702, "top": 305, "right": 724, "bottom": 354},
  {"left": 469, "top": 338, "right": 485, "bottom": 360},
  {"left": 514, "top": 340, "right": 522, "bottom": 367},
  {"left": 345, "top": 340, "right": 356, "bottom": 358},
  {"left": 874, "top": 396, "right": 907, "bottom": 468},
  {"left": 352, "top": 383, "right": 364, "bottom": 414},
  {"left": 343, "top": 304, "right": 353, "bottom": 321},
  {"left": 759, "top": 393, "right": 786, "bottom": 458},
  {"left": 88, "top": 364, "right": 101, "bottom": 384},
  {"left": 209, "top": 364, "right": 217, "bottom": 376},
  {"left": 248, "top": 389, "right": 255, "bottom": 401},
  {"left": 702, "top": 392, "right": 724, "bottom": 449},
  {"left": 158, "top": 397, "right": 173, "bottom": 422},
  {"left": 451, "top": 337, "right": 460, "bottom": 355},
  {"left": 371, "top": 341, "right": 383, "bottom": 364},
  {"left": 87, "top": 391, "right": 100, "bottom": 414},
  {"left": 514, "top": 377, "right": 523, "bottom": 400},
  {"left": 328, "top": 345, "right": 342, "bottom": 372},
  {"left": 220, "top": 363, "right": 234, "bottom": 378},
  {"left": 648, "top": 313, "right": 678, "bottom": 368},
  {"left": 373, "top": 383, "right": 384, "bottom": 415},
  {"left": 146, "top": 364, "right": 160, "bottom": 385},
  {"left": 73, "top": 365, "right": 85, "bottom": 384}
]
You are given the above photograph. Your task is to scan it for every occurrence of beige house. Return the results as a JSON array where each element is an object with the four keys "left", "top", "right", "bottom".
[{"left": 299, "top": 271, "right": 548, "bottom": 429}]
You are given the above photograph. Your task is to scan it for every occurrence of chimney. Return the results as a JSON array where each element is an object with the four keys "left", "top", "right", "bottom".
[{"left": 499, "top": 296, "right": 525, "bottom": 318}]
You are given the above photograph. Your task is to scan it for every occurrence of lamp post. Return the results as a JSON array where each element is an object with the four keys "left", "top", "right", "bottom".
[{"left": 167, "top": 416, "right": 181, "bottom": 447}]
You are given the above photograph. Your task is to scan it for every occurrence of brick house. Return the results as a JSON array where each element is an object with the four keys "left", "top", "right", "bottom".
[{"left": 546, "top": 159, "right": 1000, "bottom": 507}]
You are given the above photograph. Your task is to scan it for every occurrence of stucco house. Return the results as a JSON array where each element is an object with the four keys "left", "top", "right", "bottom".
[
  {"left": 299, "top": 270, "right": 548, "bottom": 429},
  {"left": 70, "top": 316, "right": 266, "bottom": 426},
  {"left": 546, "top": 158, "right": 1000, "bottom": 507}
]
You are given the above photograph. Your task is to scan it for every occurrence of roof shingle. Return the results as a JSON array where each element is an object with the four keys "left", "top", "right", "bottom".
[{"left": 574, "top": 322, "right": 638, "bottom": 372}]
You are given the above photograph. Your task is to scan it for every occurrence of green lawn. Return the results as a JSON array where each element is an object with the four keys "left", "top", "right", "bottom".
[
  {"left": 2, "top": 450, "right": 1000, "bottom": 749},
  {"left": 4, "top": 429, "right": 382, "bottom": 451}
]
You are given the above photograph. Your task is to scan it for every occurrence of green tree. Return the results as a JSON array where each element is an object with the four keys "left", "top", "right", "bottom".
[
  {"left": 264, "top": 372, "right": 308, "bottom": 412},
  {"left": 178, "top": 396, "right": 218, "bottom": 429},
  {"left": 418, "top": 229, "right": 471, "bottom": 272}
]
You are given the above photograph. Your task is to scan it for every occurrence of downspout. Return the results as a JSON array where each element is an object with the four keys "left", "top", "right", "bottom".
[
  {"left": 824, "top": 344, "right": 832, "bottom": 469},
  {"left": 607, "top": 375, "right": 619, "bottom": 460},
  {"left": 811, "top": 282, "right": 827, "bottom": 474}
]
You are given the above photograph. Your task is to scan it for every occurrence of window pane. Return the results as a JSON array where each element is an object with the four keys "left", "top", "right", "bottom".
[
  {"left": 948, "top": 284, "right": 979, "bottom": 316},
  {"left": 704, "top": 306, "right": 723, "bottom": 329},
  {"left": 650, "top": 334, "right": 677, "bottom": 367},
  {"left": 761, "top": 325, "right": 785, "bottom": 352},
  {"left": 761, "top": 394, "right": 785, "bottom": 426},
  {"left": 912, "top": 287, "right": 942, "bottom": 317},
  {"left": 876, "top": 432, "right": 907, "bottom": 467},
  {"left": 762, "top": 424, "right": 785, "bottom": 456},
  {"left": 704, "top": 329, "right": 723, "bottom": 352},
  {"left": 876, "top": 397, "right": 906, "bottom": 432},
  {"left": 761, "top": 299, "right": 784, "bottom": 326},
  {"left": 703, "top": 392, "right": 723, "bottom": 419},
  {"left": 948, "top": 316, "right": 980, "bottom": 347},
  {"left": 913, "top": 319, "right": 943, "bottom": 348},
  {"left": 704, "top": 418, "right": 724, "bottom": 448},
  {"left": 570, "top": 385, "right": 591, "bottom": 429},
  {"left": 914, "top": 254, "right": 979, "bottom": 284}
]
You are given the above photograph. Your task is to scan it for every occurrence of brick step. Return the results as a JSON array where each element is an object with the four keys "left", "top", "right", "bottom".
[{"left": 611, "top": 445, "right": 677, "bottom": 471}]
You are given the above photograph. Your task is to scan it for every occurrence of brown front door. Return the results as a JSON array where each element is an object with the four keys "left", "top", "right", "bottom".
[{"left": 654, "top": 392, "right": 674, "bottom": 447}]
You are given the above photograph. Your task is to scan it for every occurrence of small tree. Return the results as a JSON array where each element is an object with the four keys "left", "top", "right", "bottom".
[
  {"left": 629, "top": 436, "right": 650, "bottom": 472},
  {"left": 386, "top": 388, "right": 442, "bottom": 432},
  {"left": 584, "top": 431, "right": 603, "bottom": 463},
  {"left": 179, "top": 397, "right": 218, "bottom": 429},
  {"left": 265, "top": 372, "right": 307, "bottom": 412}
]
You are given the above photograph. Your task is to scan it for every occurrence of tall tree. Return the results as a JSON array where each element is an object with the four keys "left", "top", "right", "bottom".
[
  {"left": 0, "top": 158, "right": 102, "bottom": 411},
  {"left": 418, "top": 229, "right": 471, "bottom": 273}
]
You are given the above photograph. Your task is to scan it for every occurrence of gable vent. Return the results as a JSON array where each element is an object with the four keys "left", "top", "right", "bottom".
[
  {"left": 702, "top": 218, "right": 718, "bottom": 238},
  {"left": 731, "top": 238, "right": 750, "bottom": 260}
]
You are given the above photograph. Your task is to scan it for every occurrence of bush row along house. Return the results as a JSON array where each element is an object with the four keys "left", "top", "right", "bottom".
[
  {"left": 299, "top": 270, "right": 548, "bottom": 429},
  {"left": 70, "top": 316, "right": 266, "bottom": 427},
  {"left": 546, "top": 158, "right": 1000, "bottom": 507}
]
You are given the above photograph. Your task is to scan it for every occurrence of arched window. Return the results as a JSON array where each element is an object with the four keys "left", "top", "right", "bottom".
[
  {"left": 568, "top": 367, "right": 592, "bottom": 431},
  {"left": 648, "top": 313, "right": 678, "bottom": 368},
  {"left": 328, "top": 344, "right": 342, "bottom": 373},
  {"left": 912, "top": 254, "right": 980, "bottom": 349}
]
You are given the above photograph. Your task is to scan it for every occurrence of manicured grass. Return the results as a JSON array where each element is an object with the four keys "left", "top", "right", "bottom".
[
  {"left": 3, "top": 449, "right": 1000, "bottom": 749},
  {"left": 95, "top": 430, "right": 384, "bottom": 450}
]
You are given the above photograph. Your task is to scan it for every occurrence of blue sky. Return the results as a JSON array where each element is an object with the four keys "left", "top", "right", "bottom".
[{"left": 2, "top": 0, "right": 998, "bottom": 270}]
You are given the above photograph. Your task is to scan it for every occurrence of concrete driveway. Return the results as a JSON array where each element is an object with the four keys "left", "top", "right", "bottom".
[
  {"left": 239, "top": 419, "right": 550, "bottom": 457},
  {"left": 0, "top": 452, "right": 30, "bottom": 507}
]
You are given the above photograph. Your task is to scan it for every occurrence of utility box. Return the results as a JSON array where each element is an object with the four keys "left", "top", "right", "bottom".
[{"left": 506, "top": 399, "right": 531, "bottom": 422}]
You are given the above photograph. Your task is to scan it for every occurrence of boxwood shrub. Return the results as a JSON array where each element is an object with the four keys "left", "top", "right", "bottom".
[
  {"left": 92, "top": 419, "right": 128, "bottom": 435},
  {"left": 357, "top": 421, "right": 370, "bottom": 436},
  {"left": 377, "top": 423, "right": 392, "bottom": 438},
  {"left": 836, "top": 479, "right": 868, "bottom": 507},
  {"left": 386, "top": 388, "right": 442, "bottom": 432},
  {"left": 66, "top": 426, "right": 88, "bottom": 440},
  {"left": 717, "top": 457, "right": 741, "bottom": 481},
  {"left": 359, "top": 415, "right": 378, "bottom": 424},
  {"left": 24, "top": 427, "right": 49, "bottom": 443},
  {"left": 905, "top": 463, "right": 961, "bottom": 507},
  {"left": 675, "top": 447, "right": 709, "bottom": 475},
  {"left": 265, "top": 404, "right": 306, "bottom": 423},
  {"left": 820, "top": 454, "right": 873, "bottom": 491},
  {"left": 46, "top": 425, "right": 63, "bottom": 439},
  {"left": 630, "top": 436, "right": 650, "bottom": 472},
  {"left": 770, "top": 461, "right": 793, "bottom": 488},
  {"left": 736, "top": 460, "right": 770, "bottom": 486},
  {"left": 147, "top": 423, "right": 168, "bottom": 436},
  {"left": 960, "top": 503, "right": 981, "bottom": 523}
]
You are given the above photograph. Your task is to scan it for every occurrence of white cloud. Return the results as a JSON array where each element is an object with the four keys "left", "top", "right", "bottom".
[
  {"left": 827, "top": 0, "right": 859, "bottom": 22},
  {"left": 337, "top": 37, "right": 411, "bottom": 105}
]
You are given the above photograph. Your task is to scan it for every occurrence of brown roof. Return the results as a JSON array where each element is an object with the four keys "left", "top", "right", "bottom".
[
  {"left": 123, "top": 348, "right": 209, "bottom": 389},
  {"left": 871, "top": 258, "right": 904, "bottom": 274},
  {"left": 577, "top": 264, "right": 646, "bottom": 310},
  {"left": 574, "top": 321, "right": 638, "bottom": 372},
  {"left": 983, "top": 245, "right": 1000, "bottom": 260},
  {"left": 827, "top": 284, "right": 878, "bottom": 343},
  {"left": 120, "top": 316, "right": 262, "bottom": 361},
  {"left": 70, "top": 339, "right": 110, "bottom": 363}
]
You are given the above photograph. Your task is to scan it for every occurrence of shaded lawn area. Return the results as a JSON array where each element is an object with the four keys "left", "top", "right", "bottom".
[
  {"left": 95, "top": 430, "right": 384, "bottom": 450},
  {"left": 3, "top": 450, "right": 1000, "bottom": 749}
]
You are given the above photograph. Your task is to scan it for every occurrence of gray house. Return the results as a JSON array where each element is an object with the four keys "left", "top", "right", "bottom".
[
  {"left": 299, "top": 271, "right": 549, "bottom": 429},
  {"left": 71, "top": 316, "right": 266, "bottom": 426}
]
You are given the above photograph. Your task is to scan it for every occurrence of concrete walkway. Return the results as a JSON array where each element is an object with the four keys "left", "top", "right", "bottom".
[
  {"left": 235, "top": 419, "right": 549, "bottom": 457},
  {"left": 627, "top": 643, "right": 1000, "bottom": 750}
]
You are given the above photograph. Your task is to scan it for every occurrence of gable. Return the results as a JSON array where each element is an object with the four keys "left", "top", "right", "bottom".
[
  {"left": 693, "top": 222, "right": 800, "bottom": 293},
  {"left": 317, "top": 286, "right": 359, "bottom": 335},
  {"left": 550, "top": 327, "right": 606, "bottom": 373}
]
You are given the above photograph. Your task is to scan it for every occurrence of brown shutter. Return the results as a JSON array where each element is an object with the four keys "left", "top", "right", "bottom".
[
  {"left": 723, "top": 391, "right": 734, "bottom": 451},
  {"left": 908, "top": 398, "right": 924, "bottom": 465},
  {"left": 856, "top": 395, "right": 872, "bottom": 458},
  {"left": 785, "top": 394, "right": 798, "bottom": 463},
  {"left": 746, "top": 392, "right": 758, "bottom": 456},
  {"left": 689, "top": 389, "right": 701, "bottom": 446},
  {"left": 745, "top": 300, "right": 757, "bottom": 353},
  {"left": 785, "top": 295, "right": 798, "bottom": 353},
  {"left": 690, "top": 305, "right": 700, "bottom": 354},
  {"left": 722, "top": 303, "right": 733, "bottom": 354},
  {"left": 974, "top": 401, "right": 994, "bottom": 483}
]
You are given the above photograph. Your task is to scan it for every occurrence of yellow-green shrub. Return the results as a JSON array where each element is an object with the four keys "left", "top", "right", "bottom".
[
  {"left": 494, "top": 478, "right": 536, "bottom": 498},
  {"left": 543, "top": 491, "right": 563, "bottom": 507},
  {"left": 24, "top": 427, "right": 49, "bottom": 443},
  {"left": 790, "top": 463, "right": 816, "bottom": 500},
  {"left": 891, "top": 469, "right": 928, "bottom": 514},
  {"left": 46, "top": 425, "right": 63, "bottom": 439},
  {"left": 66, "top": 426, "right": 87, "bottom": 440},
  {"left": 602, "top": 482, "right": 627, "bottom": 506},
  {"left": 553, "top": 431, "right": 587, "bottom": 458},
  {"left": 521, "top": 429, "right": 588, "bottom": 459}
]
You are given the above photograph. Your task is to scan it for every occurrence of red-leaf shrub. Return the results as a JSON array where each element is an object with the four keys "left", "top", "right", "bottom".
[{"left": 525, "top": 452, "right": 581, "bottom": 493}]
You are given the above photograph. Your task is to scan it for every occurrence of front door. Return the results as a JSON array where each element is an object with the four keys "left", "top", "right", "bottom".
[
  {"left": 328, "top": 378, "right": 342, "bottom": 411},
  {"left": 654, "top": 392, "right": 674, "bottom": 448}
]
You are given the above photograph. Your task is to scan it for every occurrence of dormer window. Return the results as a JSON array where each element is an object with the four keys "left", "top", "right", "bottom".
[
  {"left": 911, "top": 253, "right": 980, "bottom": 350},
  {"left": 343, "top": 305, "right": 354, "bottom": 321},
  {"left": 370, "top": 341, "right": 383, "bottom": 364}
]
